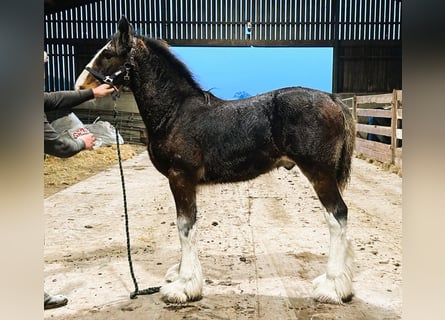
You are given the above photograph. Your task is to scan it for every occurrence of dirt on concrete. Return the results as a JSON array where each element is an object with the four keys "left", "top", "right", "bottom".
[{"left": 44, "top": 146, "right": 402, "bottom": 319}]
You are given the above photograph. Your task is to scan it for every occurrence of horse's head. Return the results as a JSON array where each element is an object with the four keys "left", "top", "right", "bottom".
[
  {"left": 77, "top": 16, "right": 202, "bottom": 100},
  {"left": 75, "top": 16, "right": 137, "bottom": 90}
]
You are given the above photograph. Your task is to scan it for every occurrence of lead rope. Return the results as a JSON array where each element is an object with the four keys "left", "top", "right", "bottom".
[{"left": 112, "top": 101, "right": 161, "bottom": 299}]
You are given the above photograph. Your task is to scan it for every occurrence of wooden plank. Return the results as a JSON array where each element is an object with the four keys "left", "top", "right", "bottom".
[
  {"left": 285, "top": 0, "right": 291, "bottom": 40},
  {"left": 205, "top": 0, "right": 211, "bottom": 40},
  {"left": 355, "top": 138, "right": 392, "bottom": 163},
  {"left": 74, "top": 92, "right": 139, "bottom": 113},
  {"left": 356, "top": 108, "right": 392, "bottom": 118},
  {"left": 73, "top": 110, "right": 145, "bottom": 128},
  {"left": 384, "top": 0, "right": 391, "bottom": 40},
  {"left": 368, "top": 1, "right": 378, "bottom": 39},
  {"left": 297, "top": 0, "right": 301, "bottom": 40},
  {"left": 71, "top": 95, "right": 146, "bottom": 146},
  {"left": 396, "top": 89, "right": 402, "bottom": 102},
  {"left": 365, "top": 0, "right": 371, "bottom": 40},
  {"left": 168, "top": 0, "right": 175, "bottom": 40},
  {"left": 344, "top": 0, "right": 350, "bottom": 40},
  {"left": 356, "top": 123, "right": 392, "bottom": 137},
  {"left": 395, "top": 148, "right": 402, "bottom": 169},
  {"left": 376, "top": 0, "right": 383, "bottom": 40},
  {"left": 355, "top": 93, "right": 393, "bottom": 104},
  {"left": 359, "top": 0, "right": 365, "bottom": 41},
  {"left": 394, "top": 0, "right": 401, "bottom": 40},
  {"left": 310, "top": 0, "right": 315, "bottom": 41},
  {"left": 391, "top": 89, "right": 397, "bottom": 163}
]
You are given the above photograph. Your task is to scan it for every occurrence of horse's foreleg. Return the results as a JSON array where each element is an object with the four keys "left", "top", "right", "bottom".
[
  {"left": 160, "top": 170, "right": 203, "bottom": 303},
  {"left": 303, "top": 170, "right": 354, "bottom": 304}
]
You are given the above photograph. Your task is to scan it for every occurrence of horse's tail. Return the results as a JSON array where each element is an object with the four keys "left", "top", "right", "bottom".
[{"left": 334, "top": 96, "right": 356, "bottom": 192}]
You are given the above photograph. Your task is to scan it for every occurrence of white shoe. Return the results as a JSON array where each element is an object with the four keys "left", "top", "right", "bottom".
[{"left": 44, "top": 292, "right": 68, "bottom": 310}]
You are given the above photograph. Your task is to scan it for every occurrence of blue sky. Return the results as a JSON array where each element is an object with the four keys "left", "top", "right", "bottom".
[{"left": 171, "top": 46, "right": 333, "bottom": 100}]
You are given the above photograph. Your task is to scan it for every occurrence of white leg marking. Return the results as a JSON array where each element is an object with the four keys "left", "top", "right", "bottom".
[
  {"left": 164, "top": 263, "right": 180, "bottom": 283},
  {"left": 160, "top": 217, "right": 203, "bottom": 303},
  {"left": 313, "top": 211, "right": 354, "bottom": 304}
]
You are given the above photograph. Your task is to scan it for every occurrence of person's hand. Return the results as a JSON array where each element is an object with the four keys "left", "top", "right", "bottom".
[
  {"left": 79, "top": 133, "right": 96, "bottom": 150},
  {"left": 92, "top": 83, "right": 116, "bottom": 98}
]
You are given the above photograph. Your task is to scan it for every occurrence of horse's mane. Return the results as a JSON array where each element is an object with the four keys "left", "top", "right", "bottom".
[{"left": 142, "top": 37, "right": 203, "bottom": 93}]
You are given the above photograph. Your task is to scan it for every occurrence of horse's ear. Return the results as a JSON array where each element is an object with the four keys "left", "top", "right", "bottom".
[
  {"left": 116, "top": 16, "right": 134, "bottom": 51},
  {"left": 118, "top": 16, "right": 130, "bottom": 34}
]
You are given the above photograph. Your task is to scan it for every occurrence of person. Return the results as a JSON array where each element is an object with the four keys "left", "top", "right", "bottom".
[
  {"left": 44, "top": 84, "right": 115, "bottom": 157},
  {"left": 43, "top": 51, "right": 115, "bottom": 309}
]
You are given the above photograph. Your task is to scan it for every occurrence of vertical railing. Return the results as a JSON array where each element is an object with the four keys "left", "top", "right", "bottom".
[
  {"left": 45, "top": 0, "right": 402, "bottom": 43},
  {"left": 44, "top": 0, "right": 402, "bottom": 91}
]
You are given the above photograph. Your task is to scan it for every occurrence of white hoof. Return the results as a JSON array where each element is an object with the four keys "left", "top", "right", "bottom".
[
  {"left": 160, "top": 278, "right": 202, "bottom": 303},
  {"left": 165, "top": 263, "right": 180, "bottom": 283},
  {"left": 312, "top": 273, "right": 353, "bottom": 304}
]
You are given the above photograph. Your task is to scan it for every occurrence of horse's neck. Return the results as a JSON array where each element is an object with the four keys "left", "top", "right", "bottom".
[{"left": 130, "top": 56, "right": 198, "bottom": 135}]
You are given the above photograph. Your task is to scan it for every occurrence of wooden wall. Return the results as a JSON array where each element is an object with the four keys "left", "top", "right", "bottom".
[{"left": 334, "top": 40, "right": 402, "bottom": 93}]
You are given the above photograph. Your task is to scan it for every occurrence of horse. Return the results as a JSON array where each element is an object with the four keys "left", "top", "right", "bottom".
[{"left": 76, "top": 16, "right": 356, "bottom": 305}]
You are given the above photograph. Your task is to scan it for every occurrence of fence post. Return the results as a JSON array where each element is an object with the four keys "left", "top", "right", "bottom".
[
  {"left": 353, "top": 95, "right": 358, "bottom": 122},
  {"left": 391, "top": 89, "right": 398, "bottom": 164}
]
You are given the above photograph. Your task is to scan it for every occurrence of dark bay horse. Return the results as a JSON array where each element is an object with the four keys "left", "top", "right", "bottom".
[{"left": 76, "top": 16, "right": 355, "bottom": 304}]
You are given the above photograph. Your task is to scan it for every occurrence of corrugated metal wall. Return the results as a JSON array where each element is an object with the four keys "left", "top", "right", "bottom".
[{"left": 44, "top": 0, "right": 401, "bottom": 92}]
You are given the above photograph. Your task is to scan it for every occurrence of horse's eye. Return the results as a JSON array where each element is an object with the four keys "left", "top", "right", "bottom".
[{"left": 103, "top": 49, "right": 115, "bottom": 59}]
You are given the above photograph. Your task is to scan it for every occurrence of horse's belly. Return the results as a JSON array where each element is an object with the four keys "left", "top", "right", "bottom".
[{"left": 201, "top": 153, "right": 290, "bottom": 183}]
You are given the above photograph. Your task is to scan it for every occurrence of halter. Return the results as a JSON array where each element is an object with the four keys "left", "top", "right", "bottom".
[
  {"left": 85, "top": 37, "right": 137, "bottom": 100},
  {"left": 85, "top": 64, "right": 131, "bottom": 100}
]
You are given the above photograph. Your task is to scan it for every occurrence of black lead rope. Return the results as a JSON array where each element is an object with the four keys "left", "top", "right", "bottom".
[
  {"left": 112, "top": 94, "right": 161, "bottom": 299},
  {"left": 87, "top": 64, "right": 161, "bottom": 298}
]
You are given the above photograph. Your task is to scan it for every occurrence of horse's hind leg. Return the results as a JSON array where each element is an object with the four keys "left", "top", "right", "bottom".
[
  {"left": 160, "top": 169, "right": 203, "bottom": 303},
  {"left": 300, "top": 166, "right": 354, "bottom": 304}
]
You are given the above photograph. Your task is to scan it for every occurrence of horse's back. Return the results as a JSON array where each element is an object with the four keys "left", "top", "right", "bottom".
[
  {"left": 204, "top": 88, "right": 340, "bottom": 175},
  {"left": 271, "top": 86, "right": 338, "bottom": 111},
  {"left": 161, "top": 86, "right": 349, "bottom": 184},
  {"left": 238, "top": 86, "right": 343, "bottom": 124}
]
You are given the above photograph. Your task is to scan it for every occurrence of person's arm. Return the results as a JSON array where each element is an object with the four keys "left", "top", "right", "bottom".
[
  {"left": 43, "top": 84, "right": 114, "bottom": 157},
  {"left": 44, "top": 90, "right": 94, "bottom": 112},
  {"left": 44, "top": 84, "right": 115, "bottom": 112},
  {"left": 44, "top": 114, "right": 96, "bottom": 158}
]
